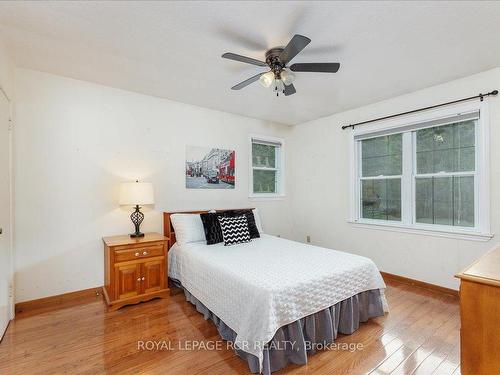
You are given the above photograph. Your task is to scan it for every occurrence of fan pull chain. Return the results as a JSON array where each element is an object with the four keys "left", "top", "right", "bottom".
[{"left": 274, "top": 84, "right": 286, "bottom": 97}]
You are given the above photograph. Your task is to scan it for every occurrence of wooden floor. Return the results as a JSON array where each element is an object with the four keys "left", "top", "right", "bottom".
[{"left": 0, "top": 279, "right": 460, "bottom": 375}]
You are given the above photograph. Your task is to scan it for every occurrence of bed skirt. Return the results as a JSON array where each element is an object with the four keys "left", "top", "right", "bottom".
[{"left": 173, "top": 280, "right": 385, "bottom": 374}]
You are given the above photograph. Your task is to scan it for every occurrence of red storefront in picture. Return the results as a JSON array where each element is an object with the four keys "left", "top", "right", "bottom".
[{"left": 219, "top": 151, "right": 235, "bottom": 185}]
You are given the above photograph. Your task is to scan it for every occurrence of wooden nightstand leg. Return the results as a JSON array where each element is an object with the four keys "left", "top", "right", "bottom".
[{"left": 107, "top": 304, "right": 122, "bottom": 312}]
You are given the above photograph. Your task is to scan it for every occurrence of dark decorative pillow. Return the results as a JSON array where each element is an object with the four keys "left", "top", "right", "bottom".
[
  {"left": 223, "top": 210, "right": 260, "bottom": 239},
  {"left": 218, "top": 215, "right": 251, "bottom": 246},
  {"left": 200, "top": 212, "right": 224, "bottom": 245},
  {"left": 200, "top": 210, "right": 260, "bottom": 245}
]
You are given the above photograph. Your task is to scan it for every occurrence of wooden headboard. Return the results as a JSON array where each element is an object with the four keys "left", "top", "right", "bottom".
[{"left": 163, "top": 208, "right": 255, "bottom": 250}]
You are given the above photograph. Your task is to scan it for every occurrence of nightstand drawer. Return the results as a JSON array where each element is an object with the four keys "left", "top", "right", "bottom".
[{"left": 114, "top": 245, "right": 164, "bottom": 263}]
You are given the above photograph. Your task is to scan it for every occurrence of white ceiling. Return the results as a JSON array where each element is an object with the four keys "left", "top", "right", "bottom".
[{"left": 1, "top": 1, "right": 500, "bottom": 125}]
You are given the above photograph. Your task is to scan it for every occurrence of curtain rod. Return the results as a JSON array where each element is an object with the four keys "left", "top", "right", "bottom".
[{"left": 341, "top": 90, "right": 498, "bottom": 130}]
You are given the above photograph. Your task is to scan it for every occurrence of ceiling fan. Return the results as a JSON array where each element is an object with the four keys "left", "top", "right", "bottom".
[{"left": 222, "top": 34, "right": 340, "bottom": 97}]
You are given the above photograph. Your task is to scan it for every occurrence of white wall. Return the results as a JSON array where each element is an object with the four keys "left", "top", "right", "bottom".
[
  {"left": 13, "top": 64, "right": 500, "bottom": 301},
  {"left": 289, "top": 68, "right": 500, "bottom": 290},
  {"left": 13, "top": 68, "right": 293, "bottom": 303},
  {"left": 0, "top": 37, "right": 14, "bottom": 323},
  {"left": 0, "top": 40, "right": 13, "bottom": 99}
]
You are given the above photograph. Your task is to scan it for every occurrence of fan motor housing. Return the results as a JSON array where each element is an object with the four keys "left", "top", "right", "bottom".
[
  {"left": 265, "top": 48, "right": 285, "bottom": 67},
  {"left": 265, "top": 47, "right": 285, "bottom": 79}
]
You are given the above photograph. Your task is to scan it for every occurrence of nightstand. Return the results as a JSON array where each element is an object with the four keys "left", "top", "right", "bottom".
[{"left": 102, "top": 232, "right": 169, "bottom": 311}]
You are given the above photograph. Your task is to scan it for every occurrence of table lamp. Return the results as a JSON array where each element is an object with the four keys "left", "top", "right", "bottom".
[{"left": 119, "top": 180, "right": 155, "bottom": 238}]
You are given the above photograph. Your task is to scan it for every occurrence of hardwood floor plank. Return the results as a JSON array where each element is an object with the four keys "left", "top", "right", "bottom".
[
  {"left": 390, "top": 312, "right": 459, "bottom": 375},
  {"left": 431, "top": 339, "right": 461, "bottom": 375},
  {"left": 411, "top": 321, "right": 460, "bottom": 374},
  {"left": 328, "top": 287, "right": 456, "bottom": 375},
  {"left": 366, "top": 298, "right": 457, "bottom": 374},
  {"left": 0, "top": 280, "right": 460, "bottom": 375}
]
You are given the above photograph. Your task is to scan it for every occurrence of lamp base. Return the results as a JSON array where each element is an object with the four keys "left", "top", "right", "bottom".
[
  {"left": 129, "top": 205, "right": 145, "bottom": 239},
  {"left": 130, "top": 232, "right": 145, "bottom": 238}
]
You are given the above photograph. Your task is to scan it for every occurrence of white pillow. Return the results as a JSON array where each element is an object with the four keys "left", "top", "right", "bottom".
[
  {"left": 170, "top": 213, "right": 206, "bottom": 245},
  {"left": 252, "top": 208, "right": 264, "bottom": 234}
]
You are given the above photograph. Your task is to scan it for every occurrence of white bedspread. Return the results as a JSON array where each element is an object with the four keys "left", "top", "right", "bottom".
[{"left": 168, "top": 234, "right": 386, "bottom": 370}]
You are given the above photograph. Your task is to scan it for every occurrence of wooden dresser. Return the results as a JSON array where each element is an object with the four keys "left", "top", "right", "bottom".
[
  {"left": 456, "top": 246, "right": 500, "bottom": 375},
  {"left": 103, "top": 232, "right": 168, "bottom": 311}
]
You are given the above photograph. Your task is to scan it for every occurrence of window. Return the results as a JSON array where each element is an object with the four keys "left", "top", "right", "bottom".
[
  {"left": 351, "top": 103, "right": 491, "bottom": 240},
  {"left": 250, "top": 136, "right": 284, "bottom": 197},
  {"left": 361, "top": 134, "right": 402, "bottom": 221},
  {"left": 414, "top": 121, "right": 475, "bottom": 227}
]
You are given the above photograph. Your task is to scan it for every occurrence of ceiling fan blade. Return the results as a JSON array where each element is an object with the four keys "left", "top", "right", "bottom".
[
  {"left": 279, "top": 34, "right": 311, "bottom": 65},
  {"left": 222, "top": 52, "right": 267, "bottom": 67},
  {"left": 231, "top": 72, "right": 264, "bottom": 90},
  {"left": 290, "top": 63, "right": 340, "bottom": 73},
  {"left": 283, "top": 83, "right": 296, "bottom": 96}
]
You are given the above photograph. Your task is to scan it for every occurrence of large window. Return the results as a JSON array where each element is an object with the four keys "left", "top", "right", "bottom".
[
  {"left": 250, "top": 136, "right": 284, "bottom": 197},
  {"left": 352, "top": 105, "right": 490, "bottom": 239}
]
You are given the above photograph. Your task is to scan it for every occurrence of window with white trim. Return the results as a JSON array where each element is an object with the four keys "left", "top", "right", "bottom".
[
  {"left": 250, "top": 136, "right": 284, "bottom": 197},
  {"left": 351, "top": 104, "right": 491, "bottom": 239}
]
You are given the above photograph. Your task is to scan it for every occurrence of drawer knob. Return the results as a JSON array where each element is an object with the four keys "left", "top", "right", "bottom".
[
  {"left": 137, "top": 277, "right": 141, "bottom": 282},
  {"left": 143, "top": 251, "right": 148, "bottom": 256},
  {"left": 141, "top": 277, "right": 145, "bottom": 281},
  {"left": 135, "top": 252, "right": 140, "bottom": 257}
]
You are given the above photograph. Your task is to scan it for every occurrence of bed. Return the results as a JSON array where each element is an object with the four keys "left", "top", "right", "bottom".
[{"left": 163, "top": 210, "right": 387, "bottom": 374}]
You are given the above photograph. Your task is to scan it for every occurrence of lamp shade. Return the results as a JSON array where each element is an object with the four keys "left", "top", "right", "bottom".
[
  {"left": 119, "top": 182, "right": 154, "bottom": 206},
  {"left": 259, "top": 71, "right": 275, "bottom": 88},
  {"left": 280, "top": 70, "right": 295, "bottom": 86}
]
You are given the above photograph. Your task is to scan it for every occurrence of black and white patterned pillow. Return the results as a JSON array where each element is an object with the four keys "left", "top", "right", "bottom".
[
  {"left": 218, "top": 215, "right": 251, "bottom": 246},
  {"left": 224, "top": 210, "right": 260, "bottom": 239}
]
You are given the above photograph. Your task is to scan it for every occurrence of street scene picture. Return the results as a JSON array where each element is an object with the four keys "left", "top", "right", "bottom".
[{"left": 186, "top": 146, "right": 235, "bottom": 189}]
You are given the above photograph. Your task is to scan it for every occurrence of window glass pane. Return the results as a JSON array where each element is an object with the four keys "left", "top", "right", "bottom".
[
  {"left": 433, "top": 177, "right": 453, "bottom": 225},
  {"left": 454, "top": 176, "right": 475, "bottom": 227},
  {"left": 361, "top": 134, "right": 402, "bottom": 177},
  {"left": 416, "top": 120, "right": 475, "bottom": 174},
  {"left": 361, "top": 178, "right": 401, "bottom": 221},
  {"left": 252, "top": 143, "right": 276, "bottom": 168},
  {"left": 415, "top": 176, "right": 474, "bottom": 227},
  {"left": 253, "top": 169, "right": 276, "bottom": 193},
  {"left": 456, "top": 146, "right": 475, "bottom": 172},
  {"left": 415, "top": 178, "right": 433, "bottom": 224}
]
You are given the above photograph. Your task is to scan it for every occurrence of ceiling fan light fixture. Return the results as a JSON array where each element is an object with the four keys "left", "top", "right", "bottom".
[
  {"left": 280, "top": 70, "right": 295, "bottom": 86},
  {"left": 259, "top": 71, "right": 275, "bottom": 88},
  {"left": 223, "top": 34, "right": 340, "bottom": 96}
]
